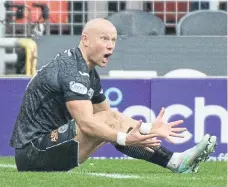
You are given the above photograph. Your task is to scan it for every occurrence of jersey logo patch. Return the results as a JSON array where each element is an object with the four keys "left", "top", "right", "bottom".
[
  {"left": 58, "top": 124, "right": 69, "bottom": 133},
  {"left": 69, "top": 81, "right": 88, "bottom": 94},
  {"left": 50, "top": 130, "right": 58, "bottom": 142}
]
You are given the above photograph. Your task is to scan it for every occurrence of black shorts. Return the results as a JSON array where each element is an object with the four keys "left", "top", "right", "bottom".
[{"left": 15, "top": 120, "right": 79, "bottom": 172}]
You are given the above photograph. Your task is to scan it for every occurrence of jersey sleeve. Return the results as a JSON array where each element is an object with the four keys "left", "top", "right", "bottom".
[
  {"left": 58, "top": 62, "right": 90, "bottom": 102},
  {"left": 91, "top": 70, "right": 106, "bottom": 104}
]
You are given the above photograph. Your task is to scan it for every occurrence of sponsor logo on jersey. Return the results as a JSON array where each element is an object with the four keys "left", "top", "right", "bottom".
[
  {"left": 69, "top": 81, "right": 88, "bottom": 94},
  {"left": 88, "top": 88, "right": 94, "bottom": 99}
]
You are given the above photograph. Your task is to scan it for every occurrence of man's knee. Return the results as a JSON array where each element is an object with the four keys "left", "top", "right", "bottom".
[
  {"left": 104, "top": 110, "right": 125, "bottom": 129},
  {"left": 93, "top": 110, "right": 126, "bottom": 129}
]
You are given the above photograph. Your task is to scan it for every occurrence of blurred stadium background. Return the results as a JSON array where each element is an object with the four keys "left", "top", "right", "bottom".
[
  {"left": 0, "top": 1, "right": 227, "bottom": 186},
  {"left": 0, "top": 0, "right": 227, "bottom": 75}
]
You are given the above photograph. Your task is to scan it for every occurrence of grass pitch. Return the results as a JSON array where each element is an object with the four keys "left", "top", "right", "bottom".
[{"left": 0, "top": 157, "right": 227, "bottom": 187}]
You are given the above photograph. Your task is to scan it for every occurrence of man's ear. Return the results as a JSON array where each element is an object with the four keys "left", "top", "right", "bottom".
[{"left": 81, "top": 33, "right": 89, "bottom": 47}]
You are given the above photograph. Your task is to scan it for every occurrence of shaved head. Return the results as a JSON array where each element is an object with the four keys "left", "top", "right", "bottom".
[
  {"left": 82, "top": 18, "right": 117, "bottom": 35},
  {"left": 79, "top": 18, "right": 117, "bottom": 69}
]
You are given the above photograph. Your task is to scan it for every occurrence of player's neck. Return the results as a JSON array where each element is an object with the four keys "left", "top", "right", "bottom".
[{"left": 78, "top": 45, "right": 95, "bottom": 71}]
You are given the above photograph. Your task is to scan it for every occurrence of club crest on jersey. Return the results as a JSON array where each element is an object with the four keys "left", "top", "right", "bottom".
[
  {"left": 58, "top": 124, "right": 69, "bottom": 133},
  {"left": 87, "top": 88, "right": 94, "bottom": 99},
  {"left": 69, "top": 81, "right": 87, "bottom": 94}
]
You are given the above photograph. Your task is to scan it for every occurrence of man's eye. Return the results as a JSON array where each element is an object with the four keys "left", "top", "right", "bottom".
[{"left": 101, "top": 36, "right": 108, "bottom": 40}]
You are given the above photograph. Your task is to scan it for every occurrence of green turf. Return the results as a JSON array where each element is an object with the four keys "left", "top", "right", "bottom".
[{"left": 0, "top": 157, "right": 227, "bottom": 187}]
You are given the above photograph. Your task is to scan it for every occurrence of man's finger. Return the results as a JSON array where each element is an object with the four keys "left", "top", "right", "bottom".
[
  {"left": 141, "top": 133, "right": 157, "bottom": 140},
  {"left": 142, "top": 139, "right": 161, "bottom": 145},
  {"left": 170, "top": 132, "right": 185, "bottom": 138},
  {"left": 171, "top": 127, "right": 187, "bottom": 133},
  {"left": 146, "top": 143, "right": 161, "bottom": 147},
  {"left": 165, "top": 136, "right": 175, "bottom": 144},
  {"left": 157, "top": 107, "right": 165, "bottom": 119},
  {"left": 169, "top": 120, "right": 184, "bottom": 127},
  {"left": 132, "top": 120, "right": 142, "bottom": 132},
  {"left": 144, "top": 147, "right": 154, "bottom": 152}
]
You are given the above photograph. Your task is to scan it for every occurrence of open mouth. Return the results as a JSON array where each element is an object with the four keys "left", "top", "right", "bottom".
[
  {"left": 103, "top": 53, "right": 112, "bottom": 63},
  {"left": 104, "top": 53, "right": 112, "bottom": 58}
]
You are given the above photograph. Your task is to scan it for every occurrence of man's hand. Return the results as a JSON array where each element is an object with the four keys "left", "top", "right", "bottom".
[
  {"left": 125, "top": 120, "right": 161, "bottom": 147},
  {"left": 151, "top": 107, "right": 186, "bottom": 143}
]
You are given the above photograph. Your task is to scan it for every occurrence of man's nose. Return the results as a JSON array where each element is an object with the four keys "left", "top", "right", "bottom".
[{"left": 107, "top": 40, "right": 115, "bottom": 50}]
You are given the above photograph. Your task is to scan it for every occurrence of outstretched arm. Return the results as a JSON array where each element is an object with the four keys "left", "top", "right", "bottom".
[
  {"left": 92, "top": 101, "right": 186, "bottom": 143},
  {"left": 67, "top": 99, "right": 161, "bottom": 147}
]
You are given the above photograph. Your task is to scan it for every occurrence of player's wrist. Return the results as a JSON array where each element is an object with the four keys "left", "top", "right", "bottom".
[
  {"left": 116, "top": 132, "right": 127, "bottom": 146},
  {"left": 140, "top": 122, "right": 152, "bottom": 134}
]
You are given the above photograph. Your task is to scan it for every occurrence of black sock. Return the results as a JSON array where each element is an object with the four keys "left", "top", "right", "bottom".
[
  {"left": 150, "top": 146, "right": 173, "bottom": 167},
  {"left": 115, "top": 127, "right": 173, "bottom": 168},
  {"left": 115, "top": 145, "right": 173, "bottom": 167}
]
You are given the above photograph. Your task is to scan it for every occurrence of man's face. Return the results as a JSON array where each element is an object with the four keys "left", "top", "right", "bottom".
[{"left": 86, "top": 27, "right": 117, "bottom": 67}]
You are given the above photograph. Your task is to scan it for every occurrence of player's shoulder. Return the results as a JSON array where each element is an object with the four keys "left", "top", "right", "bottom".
[{"left": 57, "top": 47, "right": 87, "bottom": 71}]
